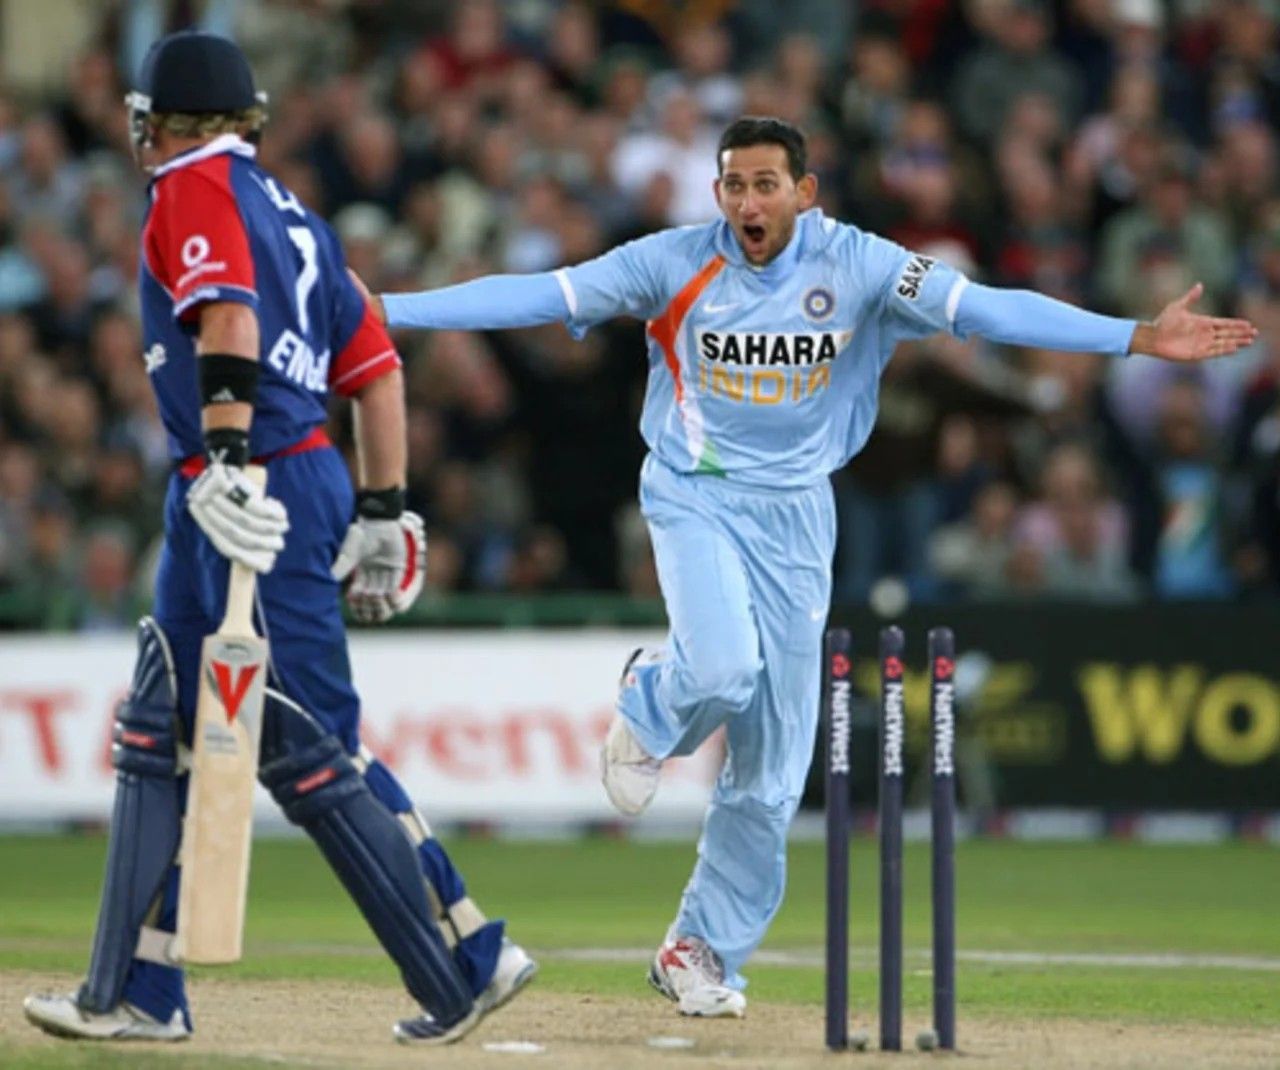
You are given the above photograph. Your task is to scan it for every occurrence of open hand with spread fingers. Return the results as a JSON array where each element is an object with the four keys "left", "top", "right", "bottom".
[{"left": 1130, "top": 283, "right": 1259, "bottom": 362}]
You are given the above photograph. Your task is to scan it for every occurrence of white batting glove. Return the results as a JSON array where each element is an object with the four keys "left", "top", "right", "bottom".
[
  {"left": 331, "top": 511, "right": 426, "bottom": 623},
  {"left": 187, "top": 463, "right": 290, "bottom": 573}
]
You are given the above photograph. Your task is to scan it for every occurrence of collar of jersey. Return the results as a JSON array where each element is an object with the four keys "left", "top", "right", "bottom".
[
  {"left": 715, "top": 207, "right": 831, "bottom": 285},
  {"left": 152, "top": 134, "right": 257, "bottom": 179}
]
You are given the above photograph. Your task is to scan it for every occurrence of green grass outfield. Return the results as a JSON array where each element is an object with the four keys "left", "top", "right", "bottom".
[{"left": 1, "top": 834, "right": 1277, "bottom": 1065}]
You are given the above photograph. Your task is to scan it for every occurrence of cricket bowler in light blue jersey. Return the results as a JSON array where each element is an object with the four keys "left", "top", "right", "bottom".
[{"left": 358, "top": 117, "right": 1256, "bottom": 1019}]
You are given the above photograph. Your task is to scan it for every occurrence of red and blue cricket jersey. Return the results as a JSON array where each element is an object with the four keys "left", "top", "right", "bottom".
[
  {"left": 140, "top": 133, "right": 400, "bottom": 744},
  {"left": 140, "top": 133, "right": 399, "bottom": 460}
]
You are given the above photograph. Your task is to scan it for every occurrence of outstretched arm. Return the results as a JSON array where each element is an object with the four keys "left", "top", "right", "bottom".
[
  {"left": 955, "top": 281, "right": 1256, "bottom": 360},
  {"left": 348, "top": 268, "right": 568, "bottom": 330},
  {"left": 349, "top": 232, "right": 669, "bottom": 337}
]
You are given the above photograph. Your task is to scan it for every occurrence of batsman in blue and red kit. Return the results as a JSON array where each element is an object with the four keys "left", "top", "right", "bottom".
[{"left": 23, "top": 32, "right": 533, "bottom": 1048}]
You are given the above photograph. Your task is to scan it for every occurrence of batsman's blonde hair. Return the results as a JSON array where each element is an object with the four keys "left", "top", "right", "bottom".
[{"left": 150, "top": 105, "right": 266, "bottom": 140}]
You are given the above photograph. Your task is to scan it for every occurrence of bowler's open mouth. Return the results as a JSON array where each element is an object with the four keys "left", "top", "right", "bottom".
[{"left": 743, "top": 225, "right": 765, "bottom": 244}]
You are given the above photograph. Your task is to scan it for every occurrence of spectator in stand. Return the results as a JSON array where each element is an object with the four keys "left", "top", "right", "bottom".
[
  {"left": 7, "top": 115, "right": 84, "bottom": 223},
  {"left": 45, "top": 377, "right": 101, "bottom": 505},
  {"left": 52, "top": 47, "right": 122, "bottom": 156},
  {"left": 734, "top": 0, "right": 852, "bottom": 68},
  {"left": 929, "top": 480, "right": 1022, "bottom": 600},
  {"left": 1203, "top": 114, "right": 1277, "bottom": 244},
  {"left": 3, "top": 486, "right": 78, "bottom": 628},
  {"left": 883, "top": 143, "right": 984, "bottom": 277},
  {"left": 0, "top": 187, "right": 45, "bottom": 312},
  {"left": 320, "top": 112, "right": 420, "bottom": 216},
  {"left": 0, "top": 441, "right": 41, "bottom": 584},
  {"left": 1144, "top": 378, "right": 1237, "bottom": 599},
  {"left": 834, "top": 327, "right": 1034, "bottom": 604},
  {"left": 612, "top": 89, "right": 718, "bottom": 226},
  {"left": 1014, "top": 441, "right": 1139, "bottom": 601},
  {"left": 1232, "top": 231, "right": 1280, "bottom": 591},
  {"left": 29, "top": 238, "right": 101, "bottom": 358},
  {"left": 1207, "top": 0, "right": 1280, "bottom": 133},
  {"left": 419, "top": 0, "right": 520, "bottom": 102},
  {"left": 1064, "top": 62, "right": 1164, "bottom": 236},
  {"left": 850, "top": 100, "right": 992, "bottom": 246},
  {"left": 1098, "top": 149, "right": 1234, "bottom": 317},
  {"left": 646, "top": 21, "right": 741, "bottom": 128},
  {"left": 994, "top": 140, "right": 1089, "bottom": 300},
  {"left": 834, "top": 19, "right": 911, "bottom": 155},
  {"left": 953, "top": 0, "right": 1084, "bottom": 146},
  {"left": 65, "top": 522, "right": 136, "bottom": 633},
  {"left": 545, "top": 3, "right": 603, "bottom": 108}
]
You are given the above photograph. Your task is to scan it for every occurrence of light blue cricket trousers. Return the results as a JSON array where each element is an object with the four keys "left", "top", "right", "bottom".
[{"left": 618, "top": 453, "right": 836, "bottom": 988}]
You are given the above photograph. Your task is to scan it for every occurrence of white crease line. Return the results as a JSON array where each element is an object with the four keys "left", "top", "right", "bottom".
[
  {"left": 547, "top": 947, "right": 1280, "bottom": 972},
  {"left": 5, "top": 937, "right": 1277, "bottom": 972}
]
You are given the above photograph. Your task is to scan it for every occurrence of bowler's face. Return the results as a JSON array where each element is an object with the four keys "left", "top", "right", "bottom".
[{"left": 715, "top": 144, "right": 816, "bottom": 266}]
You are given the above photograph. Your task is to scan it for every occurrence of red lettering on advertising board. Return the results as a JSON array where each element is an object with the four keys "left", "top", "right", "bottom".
[
  {"left": 500, "top": 711, "right": 584, "bottom": 774},
  {"left": 0, "top": 691, "right": 78, "bottom": 773},
  {"left": 357, "top": 707, "right": 719, "bottom": 786},
  {"left": 426, "top": 719, "right": 490, "bottom": 779}
]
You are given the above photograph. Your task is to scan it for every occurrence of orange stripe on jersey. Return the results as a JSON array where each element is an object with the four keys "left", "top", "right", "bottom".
[{"left": 647, "top": 255, "right": 726, "bottom": 403}]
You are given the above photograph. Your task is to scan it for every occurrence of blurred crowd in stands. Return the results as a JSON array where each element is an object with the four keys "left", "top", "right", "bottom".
[{"left": 1, "top": 0, "right": 1280, "bottom": 629}]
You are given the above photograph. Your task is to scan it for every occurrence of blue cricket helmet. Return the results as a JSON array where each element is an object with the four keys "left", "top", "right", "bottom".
[
  {"left": 138, "top": 31, "right": 257, "bottom": 113},
  {"left": 127, "top": 32, "right": 265, "bottom": 152}
]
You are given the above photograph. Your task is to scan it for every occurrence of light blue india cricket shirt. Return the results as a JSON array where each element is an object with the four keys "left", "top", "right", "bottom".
[{"left": 384, "top": 208, "right": 1137, "bottom": 488}]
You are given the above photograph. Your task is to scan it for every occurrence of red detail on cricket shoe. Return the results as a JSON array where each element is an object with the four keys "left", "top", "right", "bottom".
[
  {"left": 119, "top": 730, "right": 156, "bottom": 749},
  {"left": 658, "top": 942, "right": 693, "bottom": 972}
]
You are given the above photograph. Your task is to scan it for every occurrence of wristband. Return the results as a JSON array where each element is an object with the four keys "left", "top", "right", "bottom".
[
  {"left": 200, "top": 353, "right": 260, "bottom": 406},
  {"left": 355, "top": 487, "right": 405, "bottom": 519},
  {"left": 204, "top": 427, "right": 250, "bottom": 467}
]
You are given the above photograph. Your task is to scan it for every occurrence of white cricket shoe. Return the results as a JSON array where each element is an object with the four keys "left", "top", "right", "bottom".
[
  {"left": 602, "top": 648, "right": 664, "bottom": 816},
  {"left": 23, "top": 992, "right": 190, "bottom": 1041},
  {"left": 394, "top": 939, "right": 537, "bottom": 1044},
  {"left": 476, "top": 938, "right": 538, "bottom": 1016},
  {"left": 647, "top": 936, "right": 747, "bottom": 1018}
]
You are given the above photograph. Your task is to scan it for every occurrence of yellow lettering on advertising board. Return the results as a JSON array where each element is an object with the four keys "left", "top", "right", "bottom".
[
  {"left": 1192, "top": 674, "right": 1280, "bottom": 765},
  {"left": 1078, "top": 664, "right": 1279, "bottom": 765}
]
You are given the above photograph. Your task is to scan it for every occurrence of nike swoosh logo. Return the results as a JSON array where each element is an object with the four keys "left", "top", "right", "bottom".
[{"left": 703, "top": 301, "right": 738, "bottom": 313}]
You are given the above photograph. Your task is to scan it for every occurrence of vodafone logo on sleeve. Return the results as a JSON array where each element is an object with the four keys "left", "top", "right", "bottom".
[{"left": 176, "top": 233, "right": 228, "bottom": 290}]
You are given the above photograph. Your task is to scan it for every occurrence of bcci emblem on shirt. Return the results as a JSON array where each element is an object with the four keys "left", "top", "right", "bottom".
[{"left": 802, "top": 286, "right": 835, "bottom": 322}]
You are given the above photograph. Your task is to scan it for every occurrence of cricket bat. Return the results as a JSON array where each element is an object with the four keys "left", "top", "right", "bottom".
[{"left": 172, "top": 464, "right": 269, "bottom": 964}]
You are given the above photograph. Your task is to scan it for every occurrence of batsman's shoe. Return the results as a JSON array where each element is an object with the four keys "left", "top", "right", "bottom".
[
  {"left": 394, "top": 939, "right": 537, "bottom": 1044},
  {"left": 602, "top": 648, "right": 664, "bottom": 816},
  {"left": 23, "top": 993, "right": 190, "bottom": 1041},
  {"left": 647, "top": 936, "right": 747, "bottom": 1019},
  {"left": 393, "top": 1005, "right": 481, "bottom": 1046},
  {"left": 476, "top": 939, "right": 538, "bottom": 1016}
]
